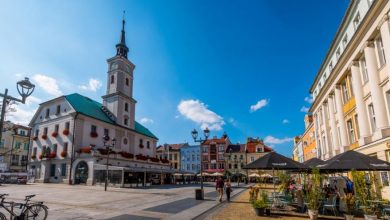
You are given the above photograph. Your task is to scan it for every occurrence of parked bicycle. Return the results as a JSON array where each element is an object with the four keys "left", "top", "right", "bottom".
[{"left": 0, "top": 194, "right": 48, "bottom": 220}]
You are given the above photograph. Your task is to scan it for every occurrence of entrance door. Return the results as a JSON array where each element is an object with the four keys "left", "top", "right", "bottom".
[{"left": 75, "top": 161, "right": 88, "bottom": 184}]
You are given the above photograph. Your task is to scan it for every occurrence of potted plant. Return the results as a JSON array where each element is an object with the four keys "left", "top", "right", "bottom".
[
  {"left": 63, "top": 129, "right": 69, "bottom": 136},
  {"left": 352, "top": 171, "right": 379, "bottom": 220},
  {"left": 32, "top": 136, "right": 38, "bottom": 141},
  {"left": 51, "top": 132, "right": 58, "bottom": 138},
  {"left": 306, "top": 168, "right": 324, "bottom": 220},
  {"left": 251, "top": 190, "right": 269, "bottom": 216},
  {"left": 49, "top": 152, "right": 56, "bottom": 159},
  {"left": 41, "top": 134, "right": 48, "bottom": 140},
  {"left": 342, "top": 192, "right": 356, "bottom": 220},
  {"left": 90, "top": 132, "right": 98, "bottom": 138},
  {"left": 60, "top": 151, "right": 67, "bottom": 158},
  {"left": 31, "top": 155, "right": 36, "bottom": 160}
]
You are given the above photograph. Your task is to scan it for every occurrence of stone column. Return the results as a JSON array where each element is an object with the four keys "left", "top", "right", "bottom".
[
  {"left": 350, "top": 61, "right": 371, "bottom": 143},
  {"left": 364, "top": 42, "right": 389, "bottom": 130},
  {"left": 320, "top": 103, "right": 331, "bottom": 159},
  {"left": 313, "top": 114, "right": 322, "bottom": 159},
  {"left": 379, "top": 15, "right": 390, "bottom": 65},
  {"left": 328, "top": 95, "right": 339, "bottom": 156},
  {"left": 334, "top": 85, "right": 348, "bottom": 152}
]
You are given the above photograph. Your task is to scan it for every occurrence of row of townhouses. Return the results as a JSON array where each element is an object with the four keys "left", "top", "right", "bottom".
[{"left": 295, "top": 0, "right": 390, "bottom": 198}]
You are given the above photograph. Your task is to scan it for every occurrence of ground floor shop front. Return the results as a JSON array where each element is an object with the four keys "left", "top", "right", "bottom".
[{"left": 27, "top": 155, "right": 185, "bottom": 187}]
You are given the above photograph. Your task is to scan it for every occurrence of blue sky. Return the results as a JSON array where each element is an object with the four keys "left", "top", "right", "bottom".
[{"left": 0, "top": 0, "right": 349, "bottom": 156}]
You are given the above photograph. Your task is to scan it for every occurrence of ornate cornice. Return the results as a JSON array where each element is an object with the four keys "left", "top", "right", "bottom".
[{"left": 377, "top": 14, "right": 389, "bottom": 30}]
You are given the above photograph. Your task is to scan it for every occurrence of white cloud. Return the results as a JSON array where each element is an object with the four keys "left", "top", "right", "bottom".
[
  {"left": 32, "top": 74, "right": 62, "bottom": 97},
  {"left": 300, "top": 106, "right": 309, "bottom": 113},
  {"left": 264, "top": 136, "right": 293, "bottom": 145},
  {"left": 177, "top": 99, "right": 225, "bottom": 131},
  {"left": 228, "top": 117, "right": 238, "bottom": 126},
  {"left": 139, "top": 117, "right": 154, "bottom": 125},
  {"left": 78, "top": 78, "right": 102, "bottom": 92},
  {"left": 25, "top": 96, "right": 42, "bottom": 105},
  {"left": 282, "top": 119, "right": 289, "bottom": 124},
  {"left": 250, "top": 99, "right": 269, "bottom": 112},
  {"left": 304, "top": 95, "right": 314, "bottom": 104},
  {"left": 7, "top": 105, "right": 36, "bottom": 125}
]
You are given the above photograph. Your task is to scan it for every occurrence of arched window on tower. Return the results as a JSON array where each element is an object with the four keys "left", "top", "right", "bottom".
[
  {"left": 126, "top": 78, "right": 129, "bottom": 86},
  {"left": 125, "top": 103, "right": 128, "bottom": 112},
  {"left": 111, "top": 75, "right": 115, "bottom": 84},
  {"left": 124, "top": 116, "right": 129, "bottom": 126}
]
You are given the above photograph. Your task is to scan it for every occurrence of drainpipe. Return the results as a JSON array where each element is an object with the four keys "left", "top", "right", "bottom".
[{"left": 68, "top": 113, "right": 79, "bottom": 185}]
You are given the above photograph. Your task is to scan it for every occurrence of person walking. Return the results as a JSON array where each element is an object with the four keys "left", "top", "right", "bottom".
[
  {"left": 225, "top": 179, "right": 232, "bottom": 202},
  {"left": 216, "top": 176, "right": 224, "bottom": 202}
]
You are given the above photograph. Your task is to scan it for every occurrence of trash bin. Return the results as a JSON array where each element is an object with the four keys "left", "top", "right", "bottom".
[{"left": 195, "top": 188, "right": 204, "bottom": 200}]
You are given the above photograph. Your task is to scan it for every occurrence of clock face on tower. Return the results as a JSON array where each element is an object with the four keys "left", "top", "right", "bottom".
[{"left": 111, "top": 62, "right": 118, "bottom": 71}]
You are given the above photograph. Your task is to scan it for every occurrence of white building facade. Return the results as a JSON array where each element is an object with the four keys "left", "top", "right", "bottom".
[
  {"left": 28, "top": 19, "right": 171, "bottom": 186},
  {"left": 309, "top": 0, "right": 390, "bottom": 197}
]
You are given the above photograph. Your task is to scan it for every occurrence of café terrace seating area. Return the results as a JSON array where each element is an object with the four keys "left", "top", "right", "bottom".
[{"left": 244, "top": 151, "right": 390, "bottom": 219}]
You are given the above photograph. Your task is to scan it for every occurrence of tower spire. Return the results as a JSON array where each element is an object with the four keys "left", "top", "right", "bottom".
[{"left": 116, "top": 10, "right": 129, "bottom": 59}]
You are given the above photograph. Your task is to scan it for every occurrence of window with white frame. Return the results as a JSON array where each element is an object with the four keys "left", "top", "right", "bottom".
[
  {"left": 368, "top": 104, "right": 377, "bottom": 132},
  {"left": 375, "top": 35, "right": 386, "bottom": 67},
  {"left": 360, "top": 57, "right": 369, "bottom": 83},
  {"left": 347, "top": 119, "right": 355, "bottom": 144},
  {"left": 341, "top": 81, "right": 349, "bottom": 104},
  {"left": 329, "top": 62, "right": 333, "bottom": 72}
]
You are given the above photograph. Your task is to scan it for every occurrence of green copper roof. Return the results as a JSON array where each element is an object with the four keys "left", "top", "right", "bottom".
[{"left": 65, "top": 93, "right": 158, "bottom": 139}]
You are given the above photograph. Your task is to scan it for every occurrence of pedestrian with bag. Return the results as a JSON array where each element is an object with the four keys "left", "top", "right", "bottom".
[
  {"left": 215, "top": 176, "right": 224, "bottom": 202},
  {"left": 225, "top": 179, "right": 232, "bottom": 202}
]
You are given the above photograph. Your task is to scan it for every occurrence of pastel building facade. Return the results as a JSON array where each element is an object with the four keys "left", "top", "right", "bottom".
[
  {"left": 309, "top": 0, "right": 390, "bottom": 197},
  {"left": 180, "top": 145, "right": 200, "bottom": 174}
]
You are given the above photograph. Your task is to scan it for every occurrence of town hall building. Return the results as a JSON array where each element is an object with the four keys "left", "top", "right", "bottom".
[{"left": 28, "top": 18, "right": 172, "bottom": 186}]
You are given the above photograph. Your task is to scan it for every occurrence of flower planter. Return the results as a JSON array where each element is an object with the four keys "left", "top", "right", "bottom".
[
  {"left": 90, "top": 132, "right": 98, "bottom": 138},
  {"left": 344, "top": 214, "right": 354, "bottom": 220},
  {"left": 364, "top": 214, "right": 377, "bottom": 220},
  {"left": 308, "top": 209, "right": 318, "bottom": 220},
  {"left": 31, "top": 155, "right": 36, "bottom": 160},
  {"left": 39, "top": 154, "right": 43, "bottom": 160},
  {"left": 119, "top": 151, "right": 134, "bottom": 159},
  {"left": 254, "top": 208, "right": 265, "bottom": 216},
  {"left": 60, "top": 151, "right": 67, "bottom": 158},
  {"left": 51, "top": 132, "right": 58, "bottom": 138},
  {"left": 32, "top": 136, "right": 38, "bottom": 141},
  {"left": 79, "top": 146, "right": 92, "bottom": 154},
  {"left": 63, "top": 129, "right": 69, "bottom": 136},
  {"left": 265, "top": 208, "right": 271, "bottom": 216},
  {"left": 49, "top": 153, "right": 56, "bottom": 159},
  {"left": 41, "top": 134, "right": 48, "bottom": 140}
]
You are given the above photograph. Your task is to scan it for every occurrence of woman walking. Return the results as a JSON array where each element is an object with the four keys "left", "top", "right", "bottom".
[{"left": 225, "top": 179, "right": 232, "bottom": 202}]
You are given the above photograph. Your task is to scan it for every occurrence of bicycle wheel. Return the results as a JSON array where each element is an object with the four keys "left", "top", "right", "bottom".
[
  {"left": 23, "top": 204, "right": 48, "bottom": 220},
  {"left": 0, "top": 212, "right": 6, "bottom": 220}
]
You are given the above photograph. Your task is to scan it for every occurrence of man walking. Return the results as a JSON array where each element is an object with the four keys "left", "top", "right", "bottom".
[{"left": 216, "top": 177, "right": 224, "bottom": 202}]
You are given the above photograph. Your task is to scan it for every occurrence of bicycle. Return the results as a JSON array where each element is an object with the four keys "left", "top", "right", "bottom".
[{"left": 0, "top": 194, "right": 48, "bottom": 220}]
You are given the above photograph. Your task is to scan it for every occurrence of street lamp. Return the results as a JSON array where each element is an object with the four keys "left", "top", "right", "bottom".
[
  {"left": 191, "top": 127, "right": 209, "bottom": 200},
  {"left": 0, "top": 78, "right": 35, "bottom": 147},
  {"left": 103, "top": 134, "right": 116, "bottom": 191}
]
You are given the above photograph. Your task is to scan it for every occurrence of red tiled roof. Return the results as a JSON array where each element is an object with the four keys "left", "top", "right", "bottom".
[
  {"left": 156, "top": 143, "right": 189, "bottom": 152},
  {"left": 202, "top": 138, "right": 228, "bottom": 145}
]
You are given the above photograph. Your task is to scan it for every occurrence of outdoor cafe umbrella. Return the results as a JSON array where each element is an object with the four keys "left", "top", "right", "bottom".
[
  {"left": 248, "top": 173, "right": 260, "bottom": 177},
  {"left": 210, "top": 172, "right": 223, "bottom": 177},
  {"left": 243, "top": 152, "right": 308, "bottom": 171},
  {"left": 303, "top": 157, "right": 324, "bottom": 168},
  {"left": 317, "top": 150, "right": 390, "bottom": 172}
]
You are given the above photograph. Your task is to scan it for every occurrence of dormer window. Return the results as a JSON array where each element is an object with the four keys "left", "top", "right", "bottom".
[
  {"left": 56, "top": 105, "right": 61, "bottom": 115},
  {"left": 45, "top": 108, "right": 50, "bottom": 118}
]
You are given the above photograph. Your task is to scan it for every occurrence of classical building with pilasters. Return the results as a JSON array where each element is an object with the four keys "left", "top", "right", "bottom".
[{"left": 309, "top": 0, "right": 390, "bottom": 197}]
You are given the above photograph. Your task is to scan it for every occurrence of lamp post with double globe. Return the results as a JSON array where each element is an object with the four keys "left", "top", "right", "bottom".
[{"left": 191, "top": 127, "right": 210, "bottom": 200}]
